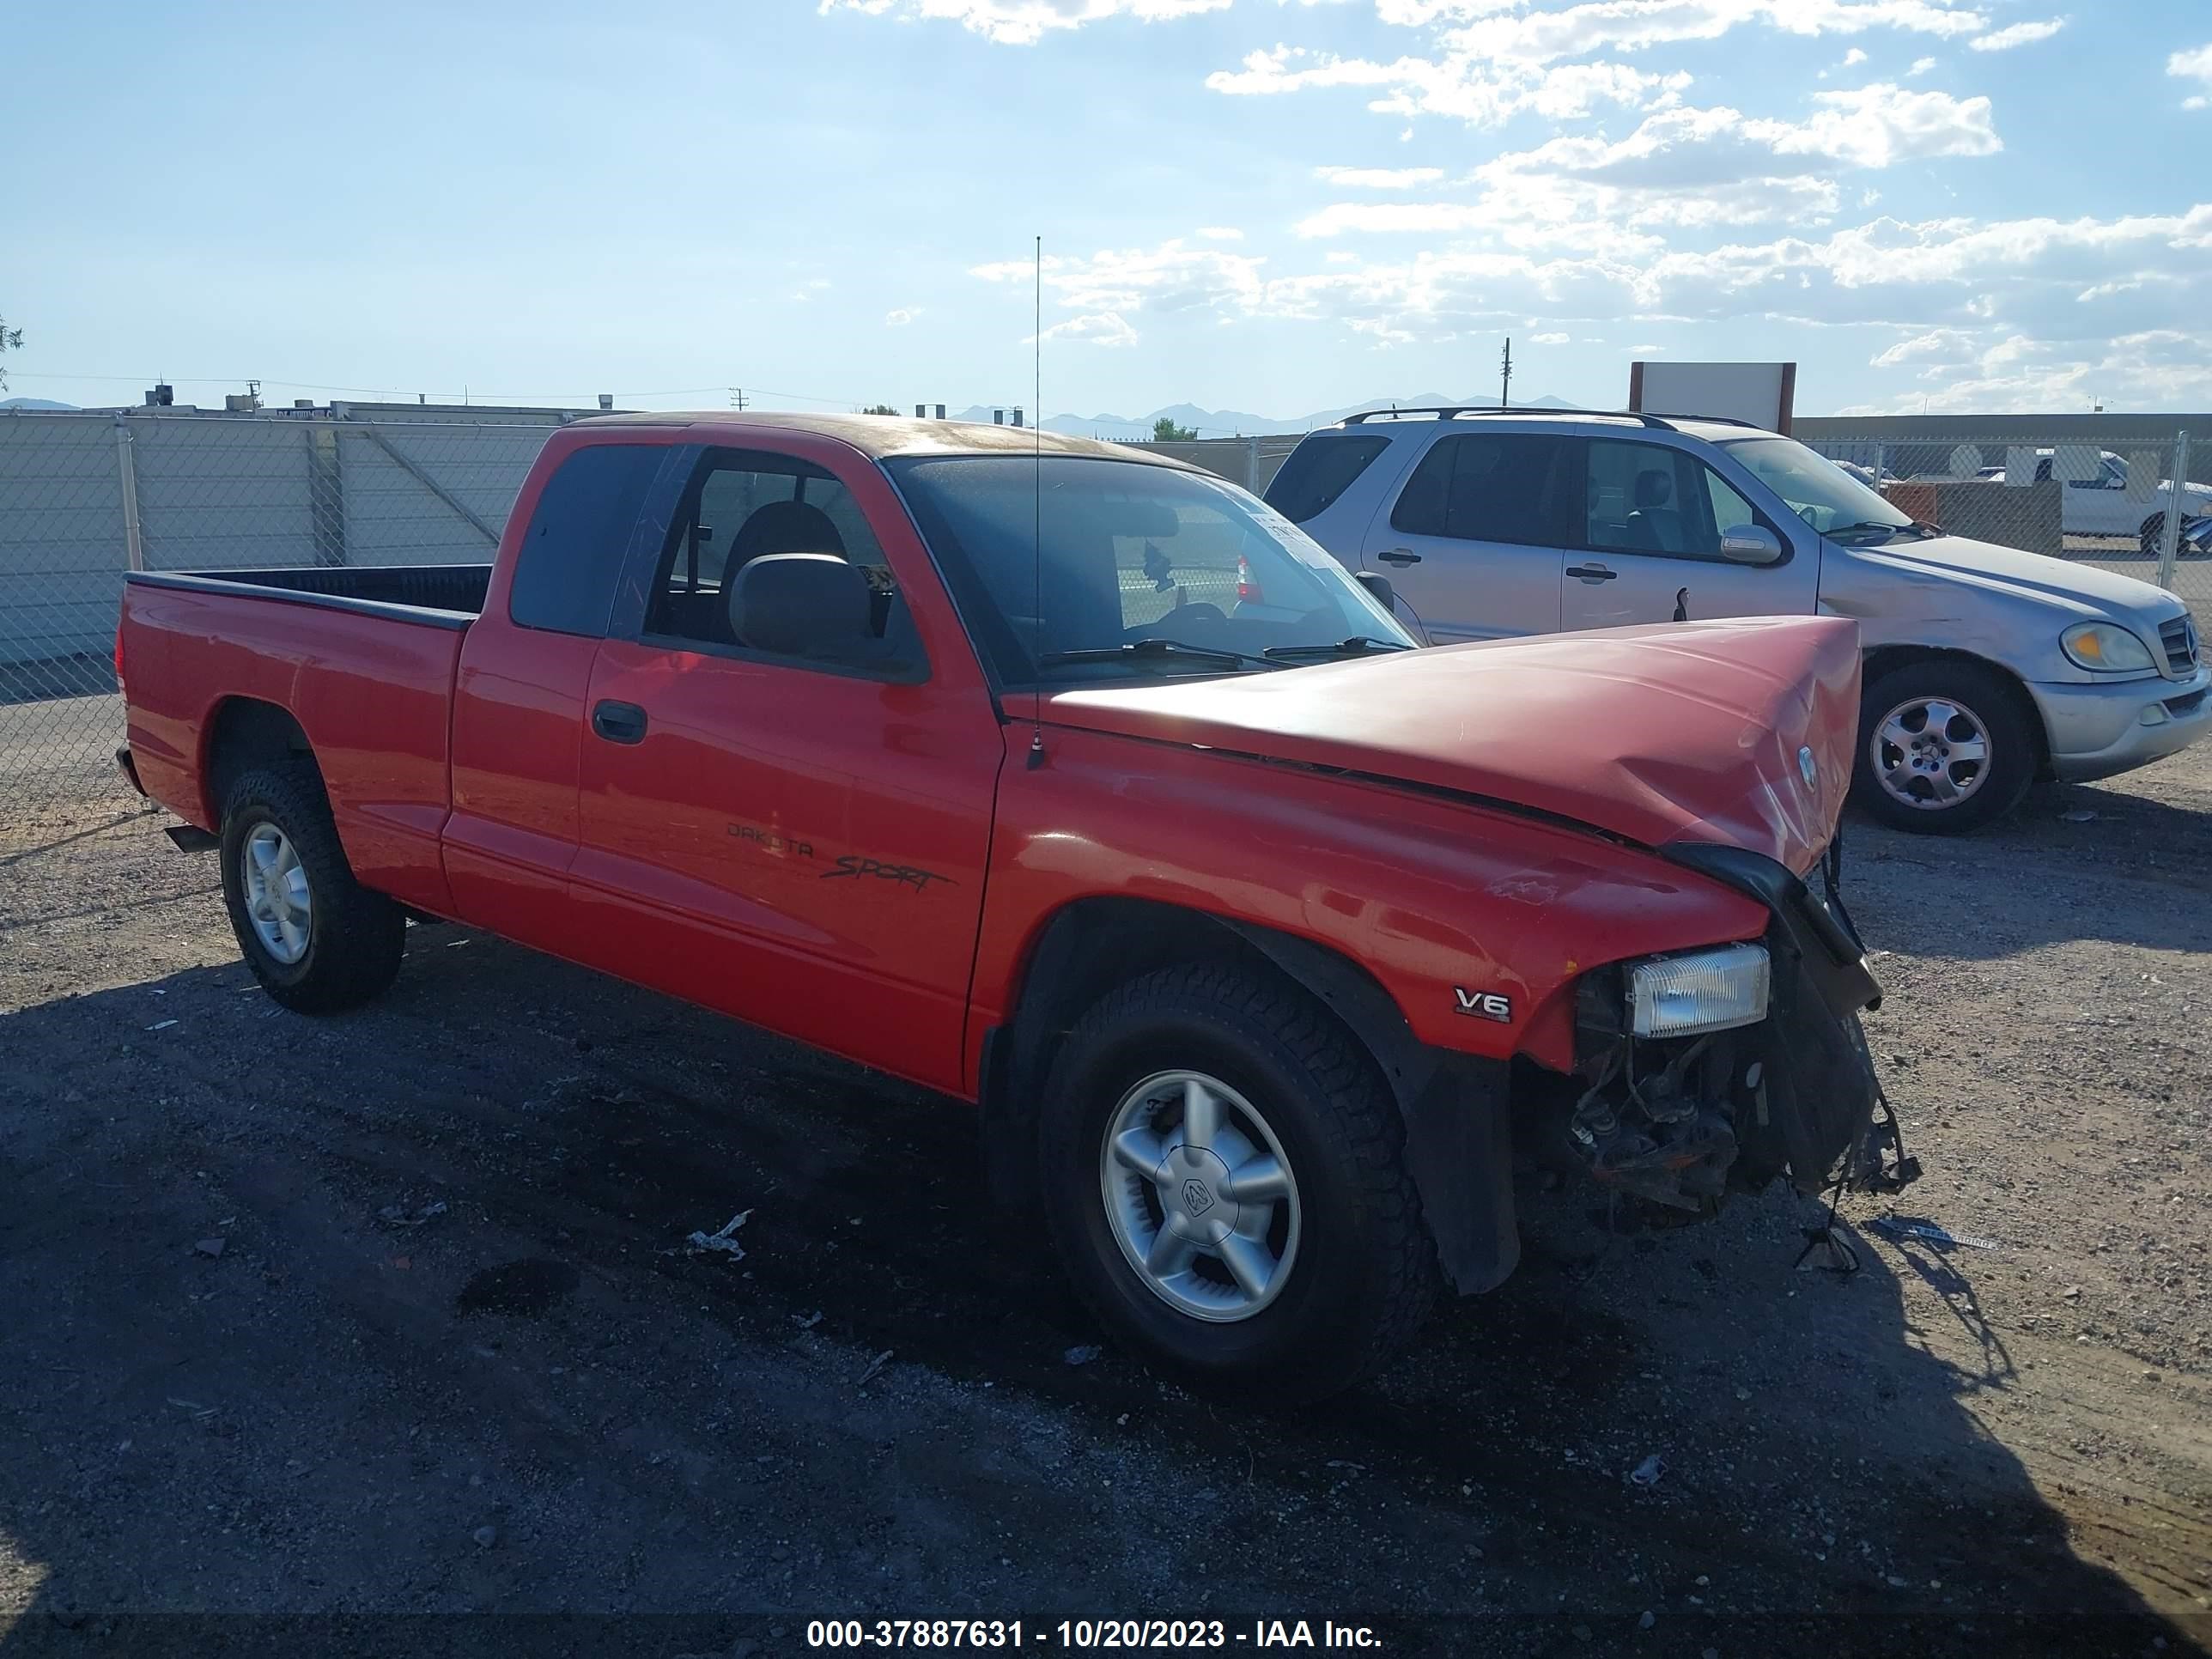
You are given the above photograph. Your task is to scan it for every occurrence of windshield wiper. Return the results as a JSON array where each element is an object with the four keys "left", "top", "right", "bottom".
[
  {"left": 1826, "top": 520, "right": 1932, "bottom": 545},
  {"left": 1261, "top": 635, "right": 1413, "bottom": 661},
  {"left": 1036, "top": 637, "right": 1284, "bottom": 672}
]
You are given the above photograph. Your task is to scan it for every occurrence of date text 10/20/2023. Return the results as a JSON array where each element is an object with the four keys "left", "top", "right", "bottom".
[{"left": 805, "top": 1620, "right": 1383, "bottom": 1649}]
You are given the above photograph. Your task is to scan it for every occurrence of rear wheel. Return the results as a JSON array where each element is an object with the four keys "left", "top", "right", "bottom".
[
  {"left": 2140, "top": 513, "right": 2166, "bottom": 558},
  {"left": 1037, "top": 963, "right": 1434, "bottom": 1403},
  {"left": 219, "top": 762, "right": 404, "bottom": 1012},
  {"left": 1851, "top": 659, "right": 2037, "bottom": 835}
]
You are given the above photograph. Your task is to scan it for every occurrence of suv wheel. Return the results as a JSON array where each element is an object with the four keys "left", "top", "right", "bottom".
[
  {"left": 220, "top": 762, "right": 405, "bottom": 1013},
  {"left": 1037, "top": 963, "right": 1434, "bottom": 1403},
  {"left": 1851, "top": 660, "right": 2036, "bottom": 834}
]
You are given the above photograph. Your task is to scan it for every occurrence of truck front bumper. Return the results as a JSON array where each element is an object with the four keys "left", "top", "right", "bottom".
[{"left": 2028, "top": 665, "right": 2211, "bottom": 784}]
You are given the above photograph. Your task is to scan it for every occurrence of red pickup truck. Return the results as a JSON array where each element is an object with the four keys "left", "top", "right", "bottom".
[{"left": 117, "top": 414, "right": 1887, "bottom": 1401}]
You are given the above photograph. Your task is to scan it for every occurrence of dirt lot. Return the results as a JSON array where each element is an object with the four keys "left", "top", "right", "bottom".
[{"left": 3, "top": 717, "right": 2210, "bottom": 1657}]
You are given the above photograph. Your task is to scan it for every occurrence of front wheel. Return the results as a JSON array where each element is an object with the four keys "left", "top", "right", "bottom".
[
  {"left": 2140, "top": 513, "right": 2167, "bottom": 558},
  {"left": 1850, "top": 660, "right": 2038, "bottom": 834},
  {"left": 1036, "top": 963, "right": 1434, "bottom": 1403},
  {"left": 219, "top": 762, "right": 405, "bottom": 1013}
]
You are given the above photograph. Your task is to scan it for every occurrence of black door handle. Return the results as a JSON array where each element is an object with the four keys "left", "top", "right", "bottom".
[
  {"left": 1566, "top": 563, "right": 1619, "bottom": 583},
  {"left": 1376, "top": 548, "right": 1422, "bottom": 567},
  {"left": 591, "top": 700, "right": 647, "bottom": 744}
]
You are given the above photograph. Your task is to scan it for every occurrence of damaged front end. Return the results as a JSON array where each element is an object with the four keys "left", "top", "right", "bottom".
[{"left": 1559, "top": 844, "right": 1900, "bottom": 1212}]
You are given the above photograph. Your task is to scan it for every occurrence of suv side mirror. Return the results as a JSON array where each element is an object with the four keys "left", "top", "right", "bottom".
[
  {"left": 1353, "top": 569, "right": 1397, "bottom": 614},
  {"left": 1718, "top": 525, "right": 1784, "bottom": 566},
  {"left": 730, "top": 553, "right": 875, "bottom": 663}
]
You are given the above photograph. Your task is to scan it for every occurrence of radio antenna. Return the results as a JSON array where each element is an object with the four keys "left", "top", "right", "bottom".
[{"left": 1027, "top": 233, "right": 1047, "bottom": 769}]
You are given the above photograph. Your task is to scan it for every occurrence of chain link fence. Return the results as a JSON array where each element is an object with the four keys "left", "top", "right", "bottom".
[
  {"left": 1801, "top": 430, "right": 2210, "bottom": 612},
  {"left": 8, "top": 412, "right": 2203, "bottom": 802},
  {"left": 2, "top": 409, "right": 563, "bottom": 793}
]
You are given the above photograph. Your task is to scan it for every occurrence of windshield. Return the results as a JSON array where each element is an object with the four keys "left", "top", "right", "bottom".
[
  {"left": 887, "top": 455, "right": 1415, "bottom": 684},
  {"left": 1719, "top": 436, "right": 1914, "bottom": 539}
]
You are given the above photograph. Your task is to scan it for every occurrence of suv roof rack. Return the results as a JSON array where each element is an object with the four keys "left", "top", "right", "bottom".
[{"left": 1339, "top": 404, "right": 1680, "bottom": 430}]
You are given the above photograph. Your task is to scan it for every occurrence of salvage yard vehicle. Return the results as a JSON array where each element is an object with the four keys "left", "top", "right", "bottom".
[
  {"left": 1981, "top": 447, "right": 2212, "bottom": 553},
  {"left": 1268, "top": 409, "right": 2208, "bottom": 834},
  {"left": 117, "top": 414, "right": 1889, "bottom": 1401}
]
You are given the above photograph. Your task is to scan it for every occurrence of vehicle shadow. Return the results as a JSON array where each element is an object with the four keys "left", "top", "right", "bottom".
[
  {"left": 0, "top": 937, "right": 2204, "bottom": 1656},
  {"left": 1842, "top": 775, "right": 2212, "bottom": 962}
]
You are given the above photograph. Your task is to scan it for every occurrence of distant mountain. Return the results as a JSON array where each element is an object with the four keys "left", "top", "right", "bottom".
[
  {"left": 1, "top": 397, "right": 76, "bottom": 410},
  {"left": 1022, "top": 393, "right": 1578, "bottom": 441}
]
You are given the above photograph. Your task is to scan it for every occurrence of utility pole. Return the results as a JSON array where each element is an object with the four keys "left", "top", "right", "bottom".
[
  {"left": 728, "top": 387, "right": 747, "bottom": 411},
  {"left": 1500, "top": 337, "right": 1513, "bottom": 408}
]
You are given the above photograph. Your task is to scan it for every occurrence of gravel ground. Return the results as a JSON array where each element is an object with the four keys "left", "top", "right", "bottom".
[{"left": 3, "top": 716, "right": 2209, "bottom": 1658}]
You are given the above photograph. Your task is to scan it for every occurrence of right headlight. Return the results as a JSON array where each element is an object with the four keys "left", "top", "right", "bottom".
[
  {"left": 2062, "top": 622, "right": 2157, "bottom": 673},
  {"left": 1628, "top": 943, "right": 1771, "bottom": 1039}
]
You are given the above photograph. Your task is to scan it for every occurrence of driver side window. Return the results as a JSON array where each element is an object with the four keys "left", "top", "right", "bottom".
[{"left": 641, "top": 448, "right": 920, "bottom": 675}]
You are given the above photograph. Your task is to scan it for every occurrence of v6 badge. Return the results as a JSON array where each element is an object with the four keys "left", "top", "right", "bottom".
[{"left": 1454, "top": 988, "right": 1511, "bottom": 1022}]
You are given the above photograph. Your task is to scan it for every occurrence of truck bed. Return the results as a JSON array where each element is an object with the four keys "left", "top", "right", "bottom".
[
  {"left": 119, "top": 563, "right": 488, "bottom": 918},
  {"left": 125, "top": 562, "right": 491, "bottom": 625}
]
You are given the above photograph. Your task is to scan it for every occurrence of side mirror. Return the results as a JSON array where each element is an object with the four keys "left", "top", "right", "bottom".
[
  {"left": 1354, "top": 569, "right": 1397, "bottom": 613},
  {"left": 1718, "top": 525, "right": 1784, "bottom": 566},
  {"left": 730, "top": 553, "right": 874, "bottom": 662}
]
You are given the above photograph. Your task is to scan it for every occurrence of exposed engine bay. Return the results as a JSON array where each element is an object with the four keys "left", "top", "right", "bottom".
[{"left": 1552, "top": 844, "right": 1916, "bottom": 1214}]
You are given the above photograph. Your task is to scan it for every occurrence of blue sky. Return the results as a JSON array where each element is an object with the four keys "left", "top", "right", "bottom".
[{"left": 6, "top": 0, "right": 2211, "bottom": 422}]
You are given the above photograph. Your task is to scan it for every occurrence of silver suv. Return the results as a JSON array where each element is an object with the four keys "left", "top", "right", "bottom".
[{"left": 1267, "top": 407, "right": 2207, "bottom": 834}]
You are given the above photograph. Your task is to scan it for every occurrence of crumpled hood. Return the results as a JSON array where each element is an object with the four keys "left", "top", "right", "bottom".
[{"left": 1041, "top": 616, "right": 1863, "bottom": 873}]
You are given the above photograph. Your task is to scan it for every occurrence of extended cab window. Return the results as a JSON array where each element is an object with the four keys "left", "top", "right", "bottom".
[
  {"left": 1389, "top": 433, "right": 1571, "bottom": 544},
  {"left": 509, "top": 443, "right": 665, "bottom": 636},
  {"left": 642, "top": 449, "right": 918, "bottom": 675},
  {"left": 1263, "top": 435, "right": 1391, "bottom": 524}
]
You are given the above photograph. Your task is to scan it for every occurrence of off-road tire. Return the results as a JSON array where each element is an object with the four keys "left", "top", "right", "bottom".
[
  {"left": 1851, "top": 659, "right": 2038, "bottom": 835},
  {"left": 1037, "top": 963, "right": 1435, "bottom": 1404},
  {"left": 219, "top": 762, "right": 404, "bottom": 1013}
]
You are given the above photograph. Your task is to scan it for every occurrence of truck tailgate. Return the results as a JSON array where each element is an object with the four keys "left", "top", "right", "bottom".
[{"left": 122, "top": 573, "right": 471, "bottom": 918}]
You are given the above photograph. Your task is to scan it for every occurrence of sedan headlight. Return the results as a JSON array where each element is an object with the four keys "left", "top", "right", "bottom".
[
  {"left": 2062, "top": 622, "right": 2157, "bottom": 673},
  {"left": 1628, "top": 943, "right": 1771, "bottom": 1038}
]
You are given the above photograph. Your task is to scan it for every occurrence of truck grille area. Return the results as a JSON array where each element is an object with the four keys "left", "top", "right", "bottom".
[
  {"left": 2161, "top": 613, "right": 2200, "bottom": 677},
  {"left": 1739, "top": 941, "right": 1881, "bottom": 1196}
]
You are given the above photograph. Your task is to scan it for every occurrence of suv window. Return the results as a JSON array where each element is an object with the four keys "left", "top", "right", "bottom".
[
  {"left": 643, "top": 448, "right": 917, "bottom": 672},
  {"left": 1389, "top": 433, "right": 1572, "bottom": 544},
  {"left": 508, "top": 443, "right": 665, "bottom": 636},
  {"left": 1264, "top": 435, "right": 1391, "bottom": 524},
  {"left": 1583, "top": 439, "right": 1759, "bottom": 560}
]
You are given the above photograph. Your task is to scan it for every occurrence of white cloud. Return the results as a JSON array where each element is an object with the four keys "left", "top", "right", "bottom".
[
  {"left": 1757, "top": 82, "right": 1998, "bottom": 167},
  {"left": 1842, "top": 46, "right": 1869, "bottom": 65},
  {"left": 1872, "top": 327, "right": 1978, "bottom": 365},
  {"left": 1035, "top": 310, "right": 1140, "bottom": 346},
  {"left": 884, "top": 307, "right": 922, "bottom": 325},
  {"left": 1532, "top": 331, "right": 1571, "bottom": 343},
  {"left": 819, "top": 0, "right": 1227, "bottom": 46},
  {"left": 2172, "top": 43, "right": 2212, "bottom": 109},
  {"left": 1968, "top": 16, "right": 2063, "bottom": 51},
  {"left": 1291, "top": 88, "right": 1997, "bottom": 246},
  {"left": 1194, "top": 225, "right": 1246, "bottom": 240},
  {"left": 1313, "top": 165, "right": 1446, "bottom": 188},
  {"left": 1908, "top": 54, "right": 1936, "bottom": 74},
  {"left": 989, "top": 202, "right": 2212, "bottom": 361},
  {"left": 1207, "top": 44, "right": 1682, "bottom": 125},
  {"left": 1377, "top": 0, "right": 1988, "bottom": 61},
  {"left": 1628, "top": 343, "right": 1666, "bottom": 354},
  {"left": 976, "top": 239, "right": 1267, "bottom": 318},
  {"left": 1843, "top": 328, "right": 2212, "bottom": 414}
]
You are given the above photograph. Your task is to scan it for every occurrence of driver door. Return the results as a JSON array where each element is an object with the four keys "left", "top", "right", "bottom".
[
  {"left": 1559, "top": 439, "right": 1817, "bottom": 630},
  {"left": 567, "top": 441, "right": 1004, "bottom": 1094}
]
